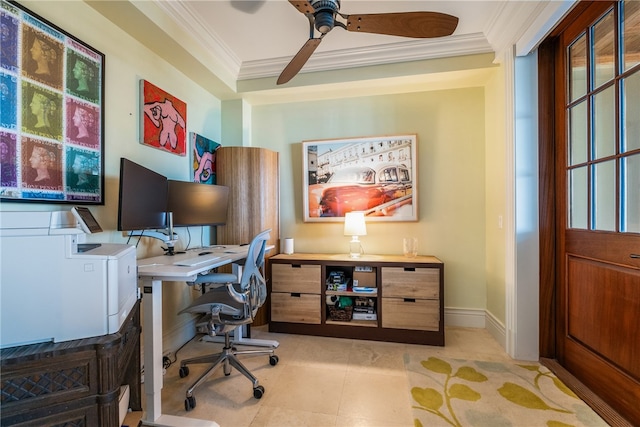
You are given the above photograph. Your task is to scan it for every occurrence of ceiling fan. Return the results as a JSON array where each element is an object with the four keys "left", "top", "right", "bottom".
[{"left": 277, "top": 0, "right": 459, "bottom": 85}]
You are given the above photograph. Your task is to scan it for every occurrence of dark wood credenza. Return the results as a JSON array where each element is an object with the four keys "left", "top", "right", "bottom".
[
  {"left": 0, "top": 300, "right": 141, "bottom": 427},
  {"left": 269, "top": 253, "right": 445, "bottom": 346}
]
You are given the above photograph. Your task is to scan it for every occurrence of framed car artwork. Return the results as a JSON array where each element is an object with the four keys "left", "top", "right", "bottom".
[{"left": 302, "top": 134, "right": 418, "bottom": 222}]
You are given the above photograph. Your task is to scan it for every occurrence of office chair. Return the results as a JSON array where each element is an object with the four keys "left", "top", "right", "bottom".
[{"left": 178, "top": 229, "right": 278, "bottom": 411}]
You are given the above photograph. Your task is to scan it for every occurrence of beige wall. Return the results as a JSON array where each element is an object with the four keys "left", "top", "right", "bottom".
[
  {"left": 249, "top": 87, "right": 492, "bottom": 311},
  {"left": 1, "top": 1, "right": 508, "bottom": 350},
  {"left": 484, "top": 64, "right": 507, "bottom": 323}
]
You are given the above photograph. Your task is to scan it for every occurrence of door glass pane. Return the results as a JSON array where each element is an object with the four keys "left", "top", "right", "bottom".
[
  {"left": 593, "top": 160, "right": 616, "bottom": 231},
  {"left": 592, "top": 10, "right": 615, "bottom": 88},
  {"left": 593, "top": 86, "right": 616, "bottom": 159},
  {"left": 570, "top": 167, "right": 588, "bottom": 229},
  {"left": 623, "top": 0, "right": 640, "bottom": 71},
  {"left": 622, "top": 153, "right": 640, "bottom": 233},
  {"left": 569, "top": 101, "right": 588, "bottom": 165},
  {"left": 570, "top": 34, "right": 587, "bottom": 102},
  {"left": 622, "top": 71, "right": 640, "bottom": 152}
]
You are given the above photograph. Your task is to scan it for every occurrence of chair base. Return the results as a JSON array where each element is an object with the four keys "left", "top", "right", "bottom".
[{"left": 179, "top": 332, "right": 278, "bottom": 411}]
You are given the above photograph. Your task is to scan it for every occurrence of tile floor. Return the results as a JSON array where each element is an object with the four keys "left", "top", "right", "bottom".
[{"left": 124, "top": 326, "right": 514, "bottom": 427}]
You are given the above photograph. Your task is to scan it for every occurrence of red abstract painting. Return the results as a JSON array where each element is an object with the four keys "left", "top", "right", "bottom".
[{"left": 141, "top": 80, "right": 187, "bottom": 156}]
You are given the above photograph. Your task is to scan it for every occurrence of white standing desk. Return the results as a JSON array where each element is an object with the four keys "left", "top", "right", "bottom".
[{"left": 137, "top": 245, "right": 252, "bottom": 427}]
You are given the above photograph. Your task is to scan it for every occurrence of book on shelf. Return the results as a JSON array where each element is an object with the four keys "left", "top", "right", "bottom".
[
  {"left": 352, "top": 286, "right": 376, "bottom": 293},
  {"left": 326, "top": 278, "right": 350, "bottom": 291},
  {"left": 352, "top": 312, "right": 377, "bottom": 321}
]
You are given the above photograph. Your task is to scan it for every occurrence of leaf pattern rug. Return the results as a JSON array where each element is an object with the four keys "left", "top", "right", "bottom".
[{"left": 404, "top": 355, "right": 609, "bottom": 427}]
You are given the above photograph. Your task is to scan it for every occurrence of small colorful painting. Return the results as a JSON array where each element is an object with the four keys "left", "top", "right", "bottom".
[
  {"left": 140, "top": 79, "right": 187, "bottom": 156},
  {"left": 190, "top": 132, "right": 220, "bottom": 184}
]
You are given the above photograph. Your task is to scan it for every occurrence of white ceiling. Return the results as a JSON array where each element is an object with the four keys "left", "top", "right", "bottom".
[{"left": 89, "top": 0, "right": 577, "bottom": 100}]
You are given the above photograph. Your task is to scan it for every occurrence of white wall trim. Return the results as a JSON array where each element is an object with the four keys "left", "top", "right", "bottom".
[
  {"left": 238, "top": 33, "right": 493, "bottom": 80},
  {"left": 503, "top": 46, "right": 517, "bottom": 359},
  {"left": 141, "top": 318, "right": 196, "bottom": 365},
  {"left": 445, "top": 307, "right": 486, "bottom": 328},
  {"left": 485, "top": 310, "right": 507, "bottom": 350},
  {"left": 446, "top": 308, "right": 507, "bottom": 353}
]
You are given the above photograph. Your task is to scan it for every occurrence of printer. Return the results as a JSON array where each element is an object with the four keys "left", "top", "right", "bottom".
[{"left": 0, "top": 210, "right": 138, "bottom": 348}]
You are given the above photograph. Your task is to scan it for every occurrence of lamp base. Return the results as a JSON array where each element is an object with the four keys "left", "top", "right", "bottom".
[{"left": 349, "top": 239, "right": 362, "bottom": 258}]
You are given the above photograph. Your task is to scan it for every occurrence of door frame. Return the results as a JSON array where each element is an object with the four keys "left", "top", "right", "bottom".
[{"left": 537, "top": 2, "right": 636, "bottom": 425}]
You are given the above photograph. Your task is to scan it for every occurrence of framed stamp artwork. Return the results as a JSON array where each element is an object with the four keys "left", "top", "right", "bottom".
[
  {"left": 140, "top": 79, "right": 187, "bottom": 156},
  {"left": 0, "top": 0, "right": 105, "bottom": 204},
  {"left": 302, "top": 134, "right": 418, "bottom": 222}
]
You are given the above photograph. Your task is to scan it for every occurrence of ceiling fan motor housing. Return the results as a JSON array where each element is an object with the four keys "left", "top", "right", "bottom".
[{"left": 311, "top": 0, "right": 340, "bottom": 34}]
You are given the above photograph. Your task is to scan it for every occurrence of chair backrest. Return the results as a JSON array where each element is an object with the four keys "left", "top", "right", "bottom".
[{"left": 239, "top": 229, "right": 271, "bottom": 318}]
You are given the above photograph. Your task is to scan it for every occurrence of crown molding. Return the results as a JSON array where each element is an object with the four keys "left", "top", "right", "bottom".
[
  {"left": 153, "top": 0, "right": 242, "bottom": 78},
  {"left": 484, "top": 0, "right": 575, "bottom": 60},
  {"left": 150, "top": 0, "right": 570, "bottom": 84},
  {"left": 238, "top": 33, "right": 493, "bottom": 80}
]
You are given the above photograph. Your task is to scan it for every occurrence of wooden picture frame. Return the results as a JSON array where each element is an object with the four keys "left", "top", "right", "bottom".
[
  {"left": 140, "top": 79, "right": 187, "bottom": 156},
  {"left": 0, "top": 0, "right": 105, "bottom": 204},
  {"left": 302, "top": 134, "right": 418, "bottom": 222}
]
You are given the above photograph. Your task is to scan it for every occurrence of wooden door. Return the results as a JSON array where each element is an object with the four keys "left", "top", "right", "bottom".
[{"left": 540, "top": 1, "right": 640, "bottom": 424}]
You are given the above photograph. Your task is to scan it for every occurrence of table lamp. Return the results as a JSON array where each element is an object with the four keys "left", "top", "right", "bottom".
[{"left": 344, "top": 211, "right": 367, "bottom": 258}]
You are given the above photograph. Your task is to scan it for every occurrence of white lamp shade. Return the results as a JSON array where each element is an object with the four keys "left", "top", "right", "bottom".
[{"left": 344, "top": 212, "right": 367, "bottom": 236}]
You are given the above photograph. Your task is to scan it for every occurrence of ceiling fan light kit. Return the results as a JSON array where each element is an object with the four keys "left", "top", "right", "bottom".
[{"left": 277, "top": 0, "right": 459, "bottom": 85}]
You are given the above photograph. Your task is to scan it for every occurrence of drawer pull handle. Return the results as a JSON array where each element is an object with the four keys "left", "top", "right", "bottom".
[
  {"left": 404, "top": 298, "right": 416, "bottom": 303},
  {"left": 292, "top": 264, "right": 302, "bottom": 268},
  {"left": 291, "top": 293, "right": 301, "bottom": 297},
  {"left": 404, "top": 267, "right": 415, "bottom": 272},
  {"left": 631, "top": 254, "right": 640, "bottom": 259}
]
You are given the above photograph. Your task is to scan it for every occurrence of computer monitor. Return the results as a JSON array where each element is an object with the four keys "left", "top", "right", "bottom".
[
  {"left": 117, "top": 158, "right": 168, "bottom": 231},
  {"left": 167, "top": 180, "right": 229, "bottom": 227}
]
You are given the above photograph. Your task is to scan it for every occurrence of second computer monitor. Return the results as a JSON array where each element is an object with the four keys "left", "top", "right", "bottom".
[{"left": 167, "top": 180, "right": 229, "bottom": 227}]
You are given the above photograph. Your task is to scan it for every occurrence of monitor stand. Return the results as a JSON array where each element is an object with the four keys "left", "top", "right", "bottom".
[{"left": 127, "top": 230, "right": 178, "bottom": 255}]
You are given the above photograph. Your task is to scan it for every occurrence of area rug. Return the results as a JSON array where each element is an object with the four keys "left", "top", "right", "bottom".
[{"left": 404, "top": 354, "right": 609, "bottom": 427}]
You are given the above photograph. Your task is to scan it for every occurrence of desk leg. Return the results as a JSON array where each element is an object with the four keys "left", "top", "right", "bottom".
[
  {"left": 140, "top": 279, "right": 219, "bottom": 427},
  {"left": 142, "top": 278, "right": 164, "bottom": 424}
]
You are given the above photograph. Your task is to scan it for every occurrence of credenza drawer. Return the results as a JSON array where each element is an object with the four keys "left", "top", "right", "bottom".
[
  {"left": 272, "top": 264, "right": 321, "bottom": 293},
  {"left": 381, "top": 297, "right": 439, "bottom": 331},
  {"left": 381, "top": 267, "right": 439, "bottom": 299},
  {"left": 271, "top": 292, "right": 321, "bottom": 324}
]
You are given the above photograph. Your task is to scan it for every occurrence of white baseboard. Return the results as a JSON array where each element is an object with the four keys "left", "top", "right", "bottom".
[
  {"left": 444, "top": 307, "right": 507, "bottom": 352},
  {"left": 164, "top": 317, "right": 197, "bottom": 355},
  {"left": 141, "top": 318, "right": 197, "bottom": 364},
  {"left": 444, "top": 307, "right": 486, "bottom": 328},
  {"left": 485, "top": 310, "right": 506, "bottom": 350}
]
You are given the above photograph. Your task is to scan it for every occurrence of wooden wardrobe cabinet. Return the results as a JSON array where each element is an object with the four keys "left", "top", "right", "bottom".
[{"left": 215, "top": 146, "right": 280, "bottom": 325}]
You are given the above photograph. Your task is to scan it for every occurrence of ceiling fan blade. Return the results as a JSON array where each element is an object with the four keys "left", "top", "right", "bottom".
[
  {"left": 277, "top": 38, "right": 322, "bottom": 85},
  {"left": 345, "top": 12, "right": 458, "bottom": 38},
  {"left": 288, "top": 0, "right": 315, "bottom": 15}
]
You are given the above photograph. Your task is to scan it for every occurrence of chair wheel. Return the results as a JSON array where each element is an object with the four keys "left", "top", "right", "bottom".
[
  {"left": 179, "top": 366, "right": 189, "bottom": 378},
  {"left": 185, "top": 395, "right": 196, "bottom": 411},
  {"left": 253, "top": 385, "right": 265, "bottom": 399},
  {"left": 269, "top": 355, "right": 279, "bottom": 366}
]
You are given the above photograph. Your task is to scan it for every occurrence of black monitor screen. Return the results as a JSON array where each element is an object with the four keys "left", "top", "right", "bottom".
[
  {"left": 117, "top": 158, "right": 168, "bottom": 231},
  {"left": 167, "top": 180, "right": 229, "bottom": 227}
]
